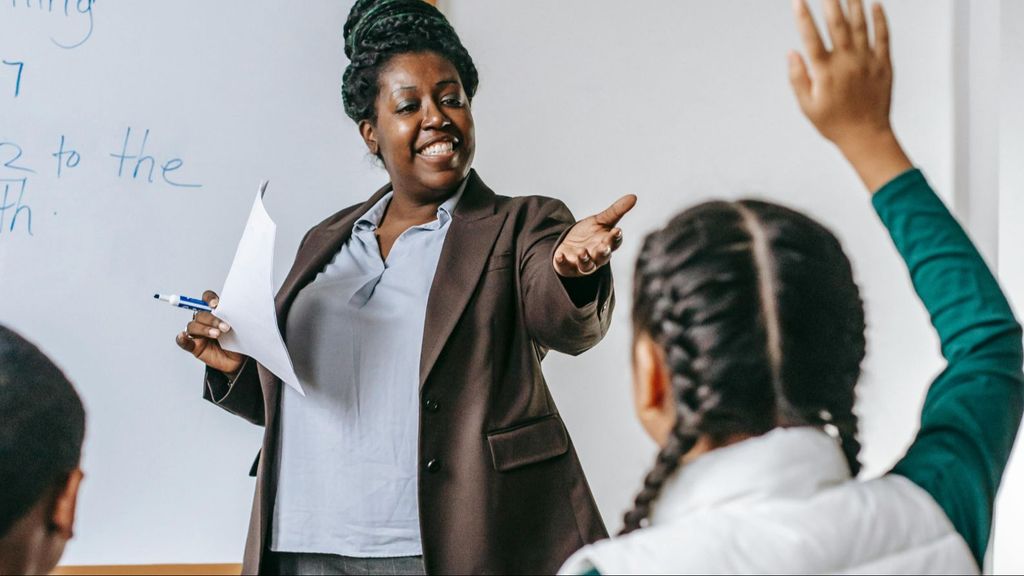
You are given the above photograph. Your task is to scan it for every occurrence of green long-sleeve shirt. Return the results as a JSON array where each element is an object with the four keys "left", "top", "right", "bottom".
[{"left": 884, "top": 169, "right": 1024, "bottom": 567}]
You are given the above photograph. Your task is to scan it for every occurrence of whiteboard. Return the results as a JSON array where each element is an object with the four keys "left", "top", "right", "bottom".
[
  {"left": 0, "top": 0, "right": 387, "bottom": 564},
  {"left": 1, "top": 0, "right": 962, "bottom": 566}
]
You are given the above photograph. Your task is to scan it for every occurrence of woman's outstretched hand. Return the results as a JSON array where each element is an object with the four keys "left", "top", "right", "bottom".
[
  {"left": 175, "top": 290, "right": 246, "bottom": 375},
  {"left": 554, "top": 195, "right": 637, "bottom": 277},
  {"left": 788, "top": 0, "right": 912, "bottom": 192}
]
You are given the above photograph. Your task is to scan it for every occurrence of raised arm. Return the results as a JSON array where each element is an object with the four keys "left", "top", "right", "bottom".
[
  {"left": 790, "top": 0, "right": 1024, "bottom": 566},
  {"left": 877, "top": 169, "right": 1022, "bottom": 566}
]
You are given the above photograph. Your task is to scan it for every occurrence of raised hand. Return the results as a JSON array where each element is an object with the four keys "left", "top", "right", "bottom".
[
  {"left": 174, "top": 290, "right": 246, "bottom": 375},
  {"left": 554, "top": 194, "right": 637, "bottom": 278},
  {"left": 788, "top": 0, "right": 911, "bottom": 191}
]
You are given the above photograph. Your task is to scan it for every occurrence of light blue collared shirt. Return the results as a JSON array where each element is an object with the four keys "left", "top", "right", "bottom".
[{"left": 271, "top": 182, "right": 465, "bottom": 557}]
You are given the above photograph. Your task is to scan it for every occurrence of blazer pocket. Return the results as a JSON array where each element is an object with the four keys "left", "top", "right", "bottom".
[
  {"left": 487, "top": 414, "right": 569, "bottom": 472},
  {"left": 487, "top": 251, "right": 514, "bottom": 272}
]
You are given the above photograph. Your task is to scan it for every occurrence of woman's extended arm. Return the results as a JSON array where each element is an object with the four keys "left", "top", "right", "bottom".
[{"left": 519, "top": 198, "right": 617, "bottom": 356}]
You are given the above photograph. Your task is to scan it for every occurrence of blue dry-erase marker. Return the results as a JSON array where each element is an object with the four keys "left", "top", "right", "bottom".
[{"left": 153, "top": 293, "right": 213, "bottom": 313}]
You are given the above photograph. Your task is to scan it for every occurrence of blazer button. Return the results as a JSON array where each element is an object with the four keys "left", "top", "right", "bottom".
[
  {"left": 426, "top": 458, "right": 441, "bottom": 473},
  {"left": 424, "top": 398, "right": 440, "bottom": 412}
]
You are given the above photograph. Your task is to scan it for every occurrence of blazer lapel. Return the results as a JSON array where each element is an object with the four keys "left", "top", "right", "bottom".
[
  {"left": 420, "top": 170, "right": 506, "bottom": 388},
  {"left": 274, "top": 182, "right": 392, "bottom": 332}
]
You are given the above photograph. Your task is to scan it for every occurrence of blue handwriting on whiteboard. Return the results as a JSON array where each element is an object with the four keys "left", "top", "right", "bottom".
[
  {"left": 109, "top": 127, "right": 202, "bottom": 188},
  {"left": 0, "top": 178, "right": 32, "bottom": 236},
  {"left": 2, "top": 60, "right": 24, "bottom": 97},
  {"left": 6, "top": 0, "right": 96, "bottom": 50},
  {"left": 0, "top": 143, "right": 34, "bottom": 236},
  {"left": 51, "top": 134, "right": 81, "bottom": 178},
  {"left": 0, "top": 142, "right": 37, "bottom": 174}
]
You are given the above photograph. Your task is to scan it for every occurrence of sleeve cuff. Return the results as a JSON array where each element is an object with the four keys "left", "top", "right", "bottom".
[
  {"left": 204, "top": 359, "right": 249, "bottom": 404},
  {"left": 872, "top": 167, "right": 927, "bottom": 212}
]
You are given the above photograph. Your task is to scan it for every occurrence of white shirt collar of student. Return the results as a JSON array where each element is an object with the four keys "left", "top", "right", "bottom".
[{"left": 648, "top": 426, "right": 850, "bottom": 524}]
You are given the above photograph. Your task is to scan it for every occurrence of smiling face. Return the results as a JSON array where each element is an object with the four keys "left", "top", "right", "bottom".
[{"left": 359, "top": 51, "right": 476, "bottom": 202}]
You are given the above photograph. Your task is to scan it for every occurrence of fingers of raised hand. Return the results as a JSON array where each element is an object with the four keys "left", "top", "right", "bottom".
[
  {"left": 871, "top": 3, "right": 890, "bottom": 65},
  {"left": 792, "top": 1, "right": 888, "bottom": 95},
  {"left": 848, "top": 0, "right": 869, "bottom": 50},
  {"left": 794, "top": 0, "right": 828, "bottom": 64},
  {"left": 823, "top": 0, "right": 852, "bottom": 51},
  {"left": 788, "top": 51, "right": 813, "bottom": 108}
]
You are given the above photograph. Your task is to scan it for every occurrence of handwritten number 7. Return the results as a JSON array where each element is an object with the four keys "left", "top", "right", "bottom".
[{"left": 2, "top": 61, "right": 24, "bottom": 98}]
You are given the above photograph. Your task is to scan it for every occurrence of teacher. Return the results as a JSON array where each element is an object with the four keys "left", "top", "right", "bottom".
[{"left": 175, "top": 1, "right": 635, "bottom": 574}]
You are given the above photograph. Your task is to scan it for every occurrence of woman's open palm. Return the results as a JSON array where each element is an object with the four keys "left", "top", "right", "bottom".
[{"left": 553, "top": 194, "right": 637, "bottom": 277}]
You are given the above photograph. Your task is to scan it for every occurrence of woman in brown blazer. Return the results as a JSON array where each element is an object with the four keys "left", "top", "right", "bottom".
[{"left": 175, "top": 1, "right": 634, "bottom": 574}]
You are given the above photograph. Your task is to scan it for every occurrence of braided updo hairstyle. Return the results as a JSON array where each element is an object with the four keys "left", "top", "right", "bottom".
[
  {"left": 342, "top": 0, "right": 479, "bottom": 124},
  {"left": 622, "top": 200, "right": 866, "bottom": 534}
]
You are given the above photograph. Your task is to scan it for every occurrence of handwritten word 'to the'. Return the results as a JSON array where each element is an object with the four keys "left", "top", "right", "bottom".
[{"left": 3, "top": 132, "right": 202, "bottom": 188}]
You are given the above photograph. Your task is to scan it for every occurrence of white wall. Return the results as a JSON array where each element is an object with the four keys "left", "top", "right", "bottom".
[
  {"left": 952, "top": 0, "right": 1001, "bottom": 264},
  {"left": 0, "top": 0, "right": 384, "bottom": 565},
  {"left": 994, "top": 0, "right": 1024, "bottom": 572},
  {"left": 444, "top": 0, "right": 959, "bottom": 532}
]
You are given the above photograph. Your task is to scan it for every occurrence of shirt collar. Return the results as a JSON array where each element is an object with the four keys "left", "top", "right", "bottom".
[
  {"left": 649, "top": 427, "right": 852, "bottom": 525},
  {"left": 354, "top": 177, "right": 468, "bottom": 233}
]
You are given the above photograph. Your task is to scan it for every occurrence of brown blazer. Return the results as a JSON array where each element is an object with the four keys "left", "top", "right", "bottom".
[{"left": 203, "top": 170, "right": 613, "bottom": 575}]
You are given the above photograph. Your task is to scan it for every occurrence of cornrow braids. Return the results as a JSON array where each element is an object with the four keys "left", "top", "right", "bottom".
[
  {"left": 622, "top": 199, "right": 866, "bottom": 533},
  {"left": 341, "top": 0, "right": 479, "bottom": 124},
  {"left": 742, "top": 200, "right": 866, "bottom": 477}
]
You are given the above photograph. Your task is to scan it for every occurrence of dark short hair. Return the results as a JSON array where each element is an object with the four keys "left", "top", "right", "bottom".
[
  {"left": 622, "top": 200, "right": 866, "bottom": 533},
  {"left": 0, "top": 325, "right": 85, "bottom": 536},
  {"left": 341, "top": 0, "right": 479, "bottom": 123}
]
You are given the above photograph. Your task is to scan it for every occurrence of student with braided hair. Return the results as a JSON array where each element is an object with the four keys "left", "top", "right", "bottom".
[
  {"left": 173, "top": 0, "right": 633, "bottom": 574},
  {"left": 560, "top": 0, "right": 1022, "bottom": 574}
]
